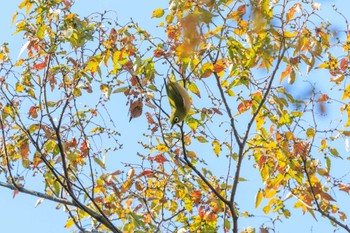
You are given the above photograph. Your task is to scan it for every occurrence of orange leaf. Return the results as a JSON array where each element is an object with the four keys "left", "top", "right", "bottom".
[
  {"left": 214, "top": 62, "right": 225, "bottom": 74},
  {"left": 280, "top": 65, "right": 291, "bottom": 83},
  {"left": 286, "top": 7, "right": 295, "bottom": 23},
  {"left": 190, "top": 190, "right": 202, "bottom": 205},
  {"left": 316, "top": 94, "right": 329, "bottom": 102},
  {"left": 237, "top": 100, "right": 252, "bottom": 113}
]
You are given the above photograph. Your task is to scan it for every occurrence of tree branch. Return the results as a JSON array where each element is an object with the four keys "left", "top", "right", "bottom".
[{"left": 0, "top": 181, "right": 75, "bottom": 206}]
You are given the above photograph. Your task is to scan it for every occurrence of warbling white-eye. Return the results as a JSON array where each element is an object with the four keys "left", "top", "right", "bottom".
[{"left": 165, "top": 78, "right": 191, "bottom": 128}]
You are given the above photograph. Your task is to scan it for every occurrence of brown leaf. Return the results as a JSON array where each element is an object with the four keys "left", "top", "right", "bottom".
[
  {"left": 153, "top": 48, "right": 165, "bottom": 58},
  {"left": 339, "top": 183, "right": 350, "bottom": 194},
  {"left": 319, "top": 191, "right": 335, "bottom": 202},
  {"left": 212, "top": 107, "right": 223, "bottom": 115},
  {"left": 146, "top": 112, "right": 155, "bottom": 125},
  {"left": 339, "top": 211, "right": 347, "bottom": 222},
  {"left": 130, "top": 76, "right": 138, "bottom": 86},
  {"left": 129, "top": 98, "right": 143, "bottom": 121},
  {"left": 20, "top": 140, "right": 29, "bottom": 158},
  {"left": 260, "top": 227, "right": 269, "bottom": 233}
]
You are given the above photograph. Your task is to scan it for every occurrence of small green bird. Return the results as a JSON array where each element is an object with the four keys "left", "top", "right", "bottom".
[{"left": 165, "top": 78, "right": 191, "bottom": 127}]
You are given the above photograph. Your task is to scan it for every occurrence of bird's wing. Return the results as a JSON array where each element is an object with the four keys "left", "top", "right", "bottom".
[{"left": 166, "top": 81, "right": 185, "bottom": 110}]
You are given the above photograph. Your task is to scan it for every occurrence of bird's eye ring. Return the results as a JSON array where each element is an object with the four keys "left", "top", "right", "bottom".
[{"left": 174, "top": 116, "right": 179, "bottom": 123}]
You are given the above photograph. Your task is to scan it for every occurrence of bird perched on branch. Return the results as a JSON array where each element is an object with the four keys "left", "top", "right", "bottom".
[{"left": 165, "top": 77, "right": 191, "bottom": 128}]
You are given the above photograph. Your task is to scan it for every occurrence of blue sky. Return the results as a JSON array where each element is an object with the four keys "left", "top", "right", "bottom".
[{"left": 0, "top": 0, "right": 349, "bottom": 232}]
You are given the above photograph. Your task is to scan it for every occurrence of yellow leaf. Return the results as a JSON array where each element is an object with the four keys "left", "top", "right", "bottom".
[
  {"left": 65, "top": 219, "right": 74, "bottom": 228},
  {"left": 255, "top": 189, "right": 263, "bottom": 208},
  {"left": 187, "top": 117, "right": 198, "bottom": 131},
  {"left": 11, "top": 12, "right": 18, "bottom": 25},
  {"left": 152, "top": 8, "right": 164, "bottom": 18},
  {"left": 212, "top": 140, "right": 220, "bottom": 156},
  {"left": 14, "top": 59, "right": 24, "bottom": 67},
  {"left": 188, "top": 82, "right": 200, "bottom": 98},
  {"left": 15, "top": 82, "right": 25, "bottom": 92},
  {"left": 156, "top": 144, "right": 169, "bottom": 153},
  {"left": 200, "top": 62, "right": 214, "bottom": 78},
  {"left": 316, "top": 62, "right": 329, "bottom": 69}
]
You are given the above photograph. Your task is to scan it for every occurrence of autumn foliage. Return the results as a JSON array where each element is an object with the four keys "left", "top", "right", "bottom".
[{"left": 1, "top": 0, "right": 350, "bottom": 232}]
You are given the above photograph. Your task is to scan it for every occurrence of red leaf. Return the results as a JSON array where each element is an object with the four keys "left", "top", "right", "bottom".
[
  {"left": 13, "top": 190, "right": 19, "bottom": 198},
  {"left": 198, "top": 206, "right": 206, "bottom": 219},
  {"left": 28, "top": 106, "right": 38, "bottom": 118},
  {"left": 110, "top": 170, "right": 122, "bottom": 176},
  {"left": 154, "top": 154, "right": 168, "bottom": 163},
  {"left": 153, "top": 48, "right": 165, "bottom": 58},
  {"left": 80, "top": 140, "right": 89, "bottom": 157},
  {"left": 32, "top": 61, "right": 47, "bottom": 71},
  {"left": 340, "top": 58, "right": 349, "bottom": 71},
  {"left": 137, "top": 169, "right": 154, "bottom": 178}
]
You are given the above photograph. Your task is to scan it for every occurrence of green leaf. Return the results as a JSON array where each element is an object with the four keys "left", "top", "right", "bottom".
[
  {"left": 326, "top": 156, "right": 331, "bottom": 172},
  {"left": 195, "top": 136, "right": 208, "bottom": 143},
  {"left": 94, "top": 157, "right": 106, "bottom": 169},
  {"left": 330, "top": 148, "right": 339, "bottom": 157},
  {"left": 53, "top": 181, "right": 60, "bottom": 196},
  {"left": 306, "top": 128, "right": 315, "bottom": 138},
  {"left": 113, "top": 86, "right": 129, "bottom": 93},
  {"left": 47, "top": 101, "right": 56, "bottom": 107}
]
